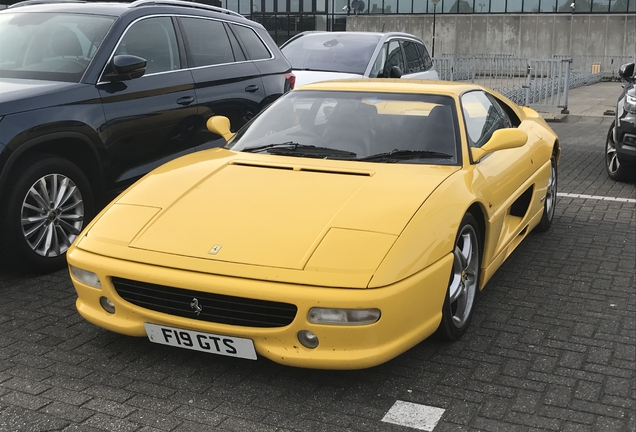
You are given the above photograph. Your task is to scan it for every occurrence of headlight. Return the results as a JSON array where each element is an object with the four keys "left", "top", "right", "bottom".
[
  {"left": 69, "top": 266, "right": 101, "bottom": 289},
  {"left": 625, "top": 92, "right": 636, "bottom": 114},
  {"left": 308, "top": 307, "right": 381, "bottom": 325}
]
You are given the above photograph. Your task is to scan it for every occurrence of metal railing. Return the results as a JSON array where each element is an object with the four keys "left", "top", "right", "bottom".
[{"left": 433, "top": 55, "right": 606, "bottom": 113}]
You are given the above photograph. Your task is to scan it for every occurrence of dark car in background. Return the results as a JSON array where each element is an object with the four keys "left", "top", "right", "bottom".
[
  {"left": 605, "top": 62, "right": 635, "bottom": 182},
  {"left": 0, "top": 0, "right": 294, "bottom": 273}
]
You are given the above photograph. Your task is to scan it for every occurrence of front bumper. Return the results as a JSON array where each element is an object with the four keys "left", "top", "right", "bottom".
[
  {"left": 69, "top": 247, "right": 452, "bottom": 370},
  {"left": 615, "top": 111, "right": 636, "bottom": 164}
]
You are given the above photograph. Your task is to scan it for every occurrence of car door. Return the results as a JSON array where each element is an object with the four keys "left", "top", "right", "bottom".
[
  {"left": 177, "top": 16, "right": 266, "bottom": 144},
  {"left": 462, "top": 90, "right": 540, "bottom": 253},
  {"left": 98, "top": 16, "right": 198, "bottom": 188}
]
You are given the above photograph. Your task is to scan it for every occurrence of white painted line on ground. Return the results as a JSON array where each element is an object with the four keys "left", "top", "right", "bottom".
[
  {"left": 557, "top": 192, "right": 636, "bottom": 203},
  {"left": 381, "top": 400, "right": 445, "bottom": 431}
]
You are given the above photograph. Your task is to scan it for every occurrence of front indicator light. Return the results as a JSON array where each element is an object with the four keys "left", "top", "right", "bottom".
[
  {"left": 297, "top": 330, "right": 319, "bottom": 348},
  {"left": 307, "top": 308, "right": 381, "bottom": 325},
  {"left": 625, "top": 92, "right": 636, "bottom": 114},
  {"left": 100, "top": 297, "right": 116, "bottom": 314},
  {"left": 69, "top": 266, "right": 101, "bottom": 288}
]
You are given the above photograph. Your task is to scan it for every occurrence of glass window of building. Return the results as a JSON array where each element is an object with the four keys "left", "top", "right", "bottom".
[
  {"left": 398, "top": 0, "right": 413, "bottom": 13},
  {"left": 413, "top": 1, "right": 428, "bottom": 12},
  {"left": 540, "top": 0, "right": 557, "bottom": 12},
  {"left": 524, "top": 0, "right": 540, "bottom": 11}
]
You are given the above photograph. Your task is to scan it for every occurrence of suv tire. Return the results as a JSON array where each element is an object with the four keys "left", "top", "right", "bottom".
[{"left": 2, "top": 155, "right": 95, "bottom": 273}]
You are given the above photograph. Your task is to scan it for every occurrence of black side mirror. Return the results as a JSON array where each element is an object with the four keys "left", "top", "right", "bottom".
[
  {"left": 102, "top": 55, "right": 147, "bottom": 82},
  {"left": 618, "top": 62, "right": 635, "bottom": 83},
  {"left": 389, "top": 65, "right": 403, "bottom": 78}
]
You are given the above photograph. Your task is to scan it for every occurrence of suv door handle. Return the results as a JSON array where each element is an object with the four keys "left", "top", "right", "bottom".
[
  {"left": 177, "top": 96, "right": 195, "bottom": 106},
  {"left": 245, "top": 85, "right": 259, "bottom": 93}
]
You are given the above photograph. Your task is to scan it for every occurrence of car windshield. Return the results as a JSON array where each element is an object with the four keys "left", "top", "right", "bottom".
[
  {"left": 281, "top": 33, "right": 380, "bottom": 75},
  {"left": 228, "top": 90, "right": 460, "bottom": 165},
  {"left": 0, "top": 12, "right": 115, "bottom": 82}
]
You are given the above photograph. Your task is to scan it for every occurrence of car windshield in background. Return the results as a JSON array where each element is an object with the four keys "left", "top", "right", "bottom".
[
  {"left": 0, "top": 12, "right": 115, "bottom": 82},
  {"left": 281, "top": 33, "right": 380, "bottom": 75},
  {"left": 228, "top": 90, "right": 460, "bottom": 165}
]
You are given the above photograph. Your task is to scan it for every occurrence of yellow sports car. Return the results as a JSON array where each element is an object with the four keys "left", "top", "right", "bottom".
[{"left": 68, "top": 80, "right": 560, "bottom": 370}]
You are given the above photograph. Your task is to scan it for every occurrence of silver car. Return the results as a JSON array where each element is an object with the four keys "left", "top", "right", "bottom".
[{"left": 280, "top": 31, "right": 438, "bottom": 87}]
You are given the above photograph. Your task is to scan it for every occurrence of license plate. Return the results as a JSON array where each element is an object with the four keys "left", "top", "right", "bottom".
[{"left": 144, "top": 323, "right": 257, "bottom": 360}]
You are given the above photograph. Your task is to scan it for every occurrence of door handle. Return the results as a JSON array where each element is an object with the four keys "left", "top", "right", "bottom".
[
  {"left": 177, "top": 96, "right": 195, "bottom": 106},
  {"left": 245, "top": 85, "right": 259, "bottom": 93}
]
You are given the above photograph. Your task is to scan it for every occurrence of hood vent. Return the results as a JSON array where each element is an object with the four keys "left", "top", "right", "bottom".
[{"left": 230, "top": 161, "right": 373, "bottom": 177}]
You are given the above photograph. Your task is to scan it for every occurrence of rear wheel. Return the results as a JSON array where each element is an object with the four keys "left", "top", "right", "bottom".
[
  {"left": 436, "top": 213, "right": 481, "bottom": 341},
  {"left": 605, "top": 121, "right": 632, "bottom": 182},
  {"left": 1, "top": 155, "right": 95, "bottom": 273}
]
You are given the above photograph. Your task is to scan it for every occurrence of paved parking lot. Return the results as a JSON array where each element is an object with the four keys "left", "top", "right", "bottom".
[{"left": 0, "top": 114, "right": 634, "bottom": 431}]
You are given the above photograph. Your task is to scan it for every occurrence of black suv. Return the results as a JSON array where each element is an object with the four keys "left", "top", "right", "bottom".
[
  {"left": 605, "top": 62, "right": 635, "bottom": 182},
  {"left": 0, "top": 0, "right": 294, "bottom": 272}
]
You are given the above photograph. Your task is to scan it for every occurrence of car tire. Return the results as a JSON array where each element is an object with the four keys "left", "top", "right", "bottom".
[
  {"left": 534, "top": 153, "right": 557, "bottom": 233},
  {"left": 605, "top": 121, "right": 632, "bottom": 182},
  {"left": 436, "top": 213, "right": 481, "bottom": 341},
  {"left": 1, "top": 155, "right": 95, "bottom": 273}
]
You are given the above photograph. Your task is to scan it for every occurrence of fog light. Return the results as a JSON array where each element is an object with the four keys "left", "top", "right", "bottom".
[
  {"left": 308, "top": 307, "right": 381, "bottom": 325},
  {"left": 100, "top": 297, "right": 116, "bottom": 314},
  {"left": 69, "top": 265, "right": 101, "bottom": 288},
  {"left": 297, "top": 330, "right": 319, "bottom": 349}
]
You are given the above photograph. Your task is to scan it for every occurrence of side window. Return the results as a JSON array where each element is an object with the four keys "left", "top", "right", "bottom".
[
  {"left": 415, "top": 42, "right": 433, "bottom": 70},
  {"left": 402, "top": 40, "right": 424, "bottom": 74},
  {"left": 369, "top": 43, "right": 387, "bottom": 78},
  {"left": 461, "top": 91, "right": 507, "bottom": 148},
  {"left": 179, "top": 17, "right": 235, "bottom": 67},
  {"left": 115, "top": 17, "right": 180, "bottom": 74},
  {"left": 383, "top": 40, "right": 405, "bottom": 77},
  {"left": 488, "top": 94, "right": 521, "bottom": 127},
  {"left": 231, "top": 24, "right": 271, "bottom": 60}
]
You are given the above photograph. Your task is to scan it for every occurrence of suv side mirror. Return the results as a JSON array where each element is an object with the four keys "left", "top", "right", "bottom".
[
  {"left": 618, "top": 62, "right": 635, "bottom": 83},
  {"left": 389, "top": 65, "right": 403, "bottom": 78},
  {"left": 102, "top": 55, "right": 147, "bottom": 82}
]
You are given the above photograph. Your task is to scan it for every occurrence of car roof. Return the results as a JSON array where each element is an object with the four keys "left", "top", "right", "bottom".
[
  {"left": 4, "top": 0, "right": 248, "bottom": 21},
  {"left": 295, "top": 79, "right": 485, "bottom": 96},
  {"left": 289, "top": 31, "right": 425, "bottom": 43}
]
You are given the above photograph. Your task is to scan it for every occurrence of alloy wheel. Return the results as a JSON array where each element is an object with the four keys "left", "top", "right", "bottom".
[
  {"left": 448, "top": 224, "right": 479, "bottom": 328},
  {"left": 21, "top": 173, "right": 85, "bottom": 257}
]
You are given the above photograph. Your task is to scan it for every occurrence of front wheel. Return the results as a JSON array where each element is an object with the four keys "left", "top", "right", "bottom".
[
  {"left": 605, "top": 121, "right": 632, "bottom": 182},
  {"left": 436, "top": 213, "right": 481, "bottom": 341},
  {"left": 1, "top": 155, "right": 95, "bottom": 273}
]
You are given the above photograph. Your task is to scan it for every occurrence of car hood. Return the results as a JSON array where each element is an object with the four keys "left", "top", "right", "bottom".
[
  {"left": 293, "top": 70, "right": 365, "bottom": 88},
  {"left": 0, "top": 78, "right": 87, "bottom": 115},
  {"left": 78, "top": 149, "right": 460, "bottom": 287}
]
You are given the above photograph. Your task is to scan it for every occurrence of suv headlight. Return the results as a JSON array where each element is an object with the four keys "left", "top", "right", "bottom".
[{"left": 625, "top": 91, "right": 636, "bottom": 114}]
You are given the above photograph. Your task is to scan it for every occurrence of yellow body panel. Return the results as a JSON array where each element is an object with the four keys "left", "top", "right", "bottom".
[{"left": 67, "top": 79, "right": 560, "bottom": 369}]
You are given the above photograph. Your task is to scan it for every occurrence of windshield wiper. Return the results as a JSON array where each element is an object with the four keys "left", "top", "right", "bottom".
[
  {"left": 242, "top": 142, "right": 357, "bottom": 158},
  {"left": 358, "top": 149, "right": 453, "bottom": 162}
]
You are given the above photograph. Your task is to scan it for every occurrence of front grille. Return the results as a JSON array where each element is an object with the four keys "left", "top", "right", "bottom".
[{"left": 111, "top": 277, "right": 297, "bottom": 328}]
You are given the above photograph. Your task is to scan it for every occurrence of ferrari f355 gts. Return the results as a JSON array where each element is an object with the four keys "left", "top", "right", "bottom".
[{"left": 68, "top": 79, "right": 560, "bottom": 369}]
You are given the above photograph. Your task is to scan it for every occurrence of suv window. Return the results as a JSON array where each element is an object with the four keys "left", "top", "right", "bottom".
[
  {"left": 415, "top": 42, "right": 433, "bottom": 70},
  {"left": 402, "top": 40, "right": 424, "bottom": 74},
  {"left": 461, "top": 90, "right": 508, "bottom": 148},
  {"left": 179, "top": 17, "right": 235, "bottom": 67},
  {"left": 384, "top": 40, "right": 405, "bottom": 77},
  {"left": 115, "top": 17, "right": 180, "bottom": 74},
  {"left": 0, "top": 12, "right": 114, "bottom": 82},
  {"left": 231, "top": 24, "right": 270, "bottom": 60}
]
